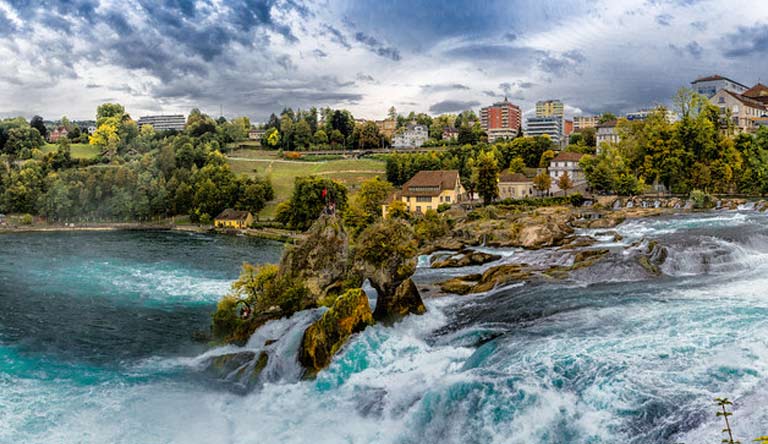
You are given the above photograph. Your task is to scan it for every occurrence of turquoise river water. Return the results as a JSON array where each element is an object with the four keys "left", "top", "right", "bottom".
[{"left": 1, "top": 213, "right": 768, "bottom": 443}]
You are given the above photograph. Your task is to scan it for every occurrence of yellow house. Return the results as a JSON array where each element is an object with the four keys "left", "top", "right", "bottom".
[
  {"left": 498, "top": 171, "right": 534, "bottom": 200},
  {"left": 383, "top": 170, "right": 465, "bottom": 217},
  {"left": 214, "top": 209, "right": 254, "bottom": 229}
]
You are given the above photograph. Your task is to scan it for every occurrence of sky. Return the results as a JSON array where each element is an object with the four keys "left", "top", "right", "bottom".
[{"left": 1, "top": 0, "right": 768, "bottom": 122}]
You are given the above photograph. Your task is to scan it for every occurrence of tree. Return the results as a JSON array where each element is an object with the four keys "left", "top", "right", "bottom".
[
  {"left": 509, "top": 156, "right": 526, "bottom": 173},
  {"left": 264, "top": 128, "right": 280, "bottom": 148},
  {"left": 236, "top": 176, "right": 274, "bottom": 214},
  {"left": 533, "top": 171, "right": 552, "bottom": 196},
  {"left": 89, "top": 116, "right": 121, "bottom": 156},
  {"left": 329, "top": 129, "right": 345, "bottom": 147},
  {"left": 96, "top": 103, "right": 126, "bottom": 126},
  {"left": 387, "top": 106, "right": 397, "bottom": 121},
  {"left": 186, "top": 108, "right": 217, "bottom": 137},
  {"left": 293, "top": 119, "right": 312, "bottom": 149},
  {"left": 343, "top": 177, "right": 393, "bottom": 232},
  {"left": 276, "top": 176, "right": 348, "bottom": 230},
  {"left": 598, "top": 112, "right": 617, "bottom": 124},
  {"left": 4, "top": 127, "right": 44, "bottom": 156},
  {"left": 357, "top": 121, "right": 382, "bottom": 149},
  {"left": 557, "top": 171, "right": 573, "bottom": 194},
  {"left": 30, "top": 116, "right": 47, "bottom": 139},
  {"left": 539, "top": 149, "right": 556, "bottom": 168},
  {"left": 475, "top": 151, "right": 499, "bottom": 205},
  {"left": 314, "top": 129, "right": 328, "bottom": 145}
]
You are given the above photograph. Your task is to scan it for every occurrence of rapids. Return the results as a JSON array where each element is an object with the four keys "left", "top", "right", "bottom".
[{"left": 2, "top": 213, "right": 768, "bottom": 443}]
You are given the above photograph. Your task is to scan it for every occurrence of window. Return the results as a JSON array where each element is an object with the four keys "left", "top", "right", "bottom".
[
  {"left": 416, "top": 196, "right": 432, "bottom": 202},
  {"left": 416, "top": 206, "right": 422, "bottom": 213},
  {"left": 718, "top": 96, "right": 725, "bottom": 104},
  {"left": 444, "top": 195, "right": 451, "bottom": 203}
]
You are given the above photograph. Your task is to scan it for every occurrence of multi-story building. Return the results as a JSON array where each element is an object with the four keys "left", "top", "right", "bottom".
[
  {"left": 392, "top": 124, "right": 429, "bottom": 148},
  {"left": 564, "top": 119, "right": 574, "bottom": 137},
  {"left": 536, "top": 99, "right": 565, "bottom": 118},
  {"left": 549, "top": 152, "right": 586, "bottom": 191},
  {"left": 691, "top": 75, "right": 748, "bottom": 98},
  {"left": 480, "top": 97, "right": 521, "bottom": 141},
  {"left": 573, "top": 115, "right": 598, "bottom": 131},
  {"left": 382, "top": 170, "right": 465, "bottom": 216},
  {"left": 596, "top": 120, "right": 619, "bottom": 153},
  {"left": 625, "top": 109, "right": 679, "bottom": 123},
  {"left": 498, "top": 171, "right": 534, "bottom": 200},
  {"left": 136, "top": 115, "right": 186, "bottom": 132},
  {"left": 375, "top": 118, "right": 397, "bottom": 139},
  {"left": 710, "top": 89, "right": 768, "bottom": 133},
  {"left": 526, "top": 116, "right": 564, "bottom": 146}
]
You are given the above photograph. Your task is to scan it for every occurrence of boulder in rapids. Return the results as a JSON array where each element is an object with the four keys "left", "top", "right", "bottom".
[
  {"left": 373, "top": 278, "right": 426, "bottom": 324},
  {"left": 203, "top": 350, "right": 269, "bottom": 391},
  {"left": 430, "top": 249, "right": 502, "bottom": 268},
  {"left": 298, "top": 288, "right": 374, "bottom": 376}
]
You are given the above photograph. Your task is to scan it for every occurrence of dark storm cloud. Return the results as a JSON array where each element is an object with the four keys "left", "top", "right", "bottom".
[
  {"left": 722, "top": 23, "right": 768, "bottom": 57},
  {"left": 686, "top": 41, "right": 703, "bottom": 58},
  {"left": 313, "top": 49, "right": 328, "bottom": 58},
  {"left": 421, "top": 83, "right": 470, "bottom": 93},
  {"left": 354, "top": 31, "right": 401, "bottom": 61},
  {"left": 539, "top": 50, "right": 586, "bottom": 75},
  {"left": 429, "top": 100, "right": 480, "bottom": 114},
  {"left": 483, "top": 90, "right": 497, "bottom": 97}
]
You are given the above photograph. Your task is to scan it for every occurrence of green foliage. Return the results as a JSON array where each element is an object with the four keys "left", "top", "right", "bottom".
[
  {"left": 343, "top": 177, "right": 393, "bottom": 233},
  {"left": 475, "top": 150, "right": 499, "bottom": 205},
  {"left": 276, "top": 176, "right": 348, "bottom": 230},
  {"left": 689, "top": 189, "right": 715, "bottom": 209},
  {"left": 413, "top": 209, "right": 450, "bottom": 244},
  {"left": 497, "top": 193, "right": 584, "bottom": 208}
]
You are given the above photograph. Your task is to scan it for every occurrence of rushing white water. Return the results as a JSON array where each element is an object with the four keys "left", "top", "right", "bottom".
[{"left": 3, "top": 214, "right": 768, "bottom": 443}]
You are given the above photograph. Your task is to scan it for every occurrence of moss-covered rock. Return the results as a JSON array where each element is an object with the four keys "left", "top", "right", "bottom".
[
  {"left": 298, "top": 288, "right": 374, "bottom": 376},
  {"left": 439, "top": 274, "right": 482, "bottom": 295},
  {"left": 279, "top": 214, "right": 359, "bottom": 303},
  {"left": 373, "top": 278, "right": 426, "bottom": 324}
]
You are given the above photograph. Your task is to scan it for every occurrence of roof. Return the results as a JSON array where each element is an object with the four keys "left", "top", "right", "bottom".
[
  {"left": 214, "top": 208, "right": 252, "bottom": 221},
  {"left": 597, "top": 120, "right": 618, "bottom": 128},
  {"left": 551, "top": 152, "right": 584, "bottom": 163},
  {"left": 720, "top": 90, "right": 768, "bottom": 110},
  {"left": 692, "top": 74, "right": 747, "bottom": 88},
  {"left": 499, "top": 171, "right": 532, "bottom": 183},
  {"left": 744, "top": 83, "right": 768, "bottom": 98},
  {"left": 402, "top": 170, "right": 460, "bottom": 196}
]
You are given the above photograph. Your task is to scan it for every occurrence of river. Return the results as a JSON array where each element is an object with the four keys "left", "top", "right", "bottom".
[{"left": 1, "top": 213, "right": 767, "bottom": 443}]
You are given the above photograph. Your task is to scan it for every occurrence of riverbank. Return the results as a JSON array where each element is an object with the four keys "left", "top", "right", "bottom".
[{"left": 0, "top": 221, "right": 305, "bottom": 243}]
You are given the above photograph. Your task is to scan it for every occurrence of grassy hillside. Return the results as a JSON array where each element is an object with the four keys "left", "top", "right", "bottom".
[
  {"left": 227, "top": 149, "right": 386, "bottom": 218},
  {"left": 42, "top": 143, "right": 101, "bottom": 159}
]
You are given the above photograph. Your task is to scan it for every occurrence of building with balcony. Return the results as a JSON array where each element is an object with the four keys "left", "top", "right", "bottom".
[
  {"left": 525, "top": 116, "right": 564, "bottom": 146},
  {"left": 136, "top": 115, "right": 186, "bottom": 132},
  {"left": 480, "top": 97, "right": 521, "bottom": 141},
  {"left": 710, "top": 89, "right": 768, "bottom": 133},
  {"left": 549, "top": 152, "right": 586, "bottom": 190},
  {"left": 536, "top": 100, "right": 565, "bottom": 118},
  {"left": 573, "top": 116, "right": 598, "bottom": 131}
]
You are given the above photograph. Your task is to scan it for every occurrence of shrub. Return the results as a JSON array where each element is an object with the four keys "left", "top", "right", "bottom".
[
  {"left": 437, "top": 203, "right": 451, "bottom": 213},
  {"left": 690, "top": 189, "right": 714, "bottom": 209}
]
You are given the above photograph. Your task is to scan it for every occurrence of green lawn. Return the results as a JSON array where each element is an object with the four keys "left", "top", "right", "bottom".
[
  {"left": 227, "top": 150, "right": 386, "bottom": 219},
  {"left": 42, "top": 143, "right": 101, "bottom": 159}
]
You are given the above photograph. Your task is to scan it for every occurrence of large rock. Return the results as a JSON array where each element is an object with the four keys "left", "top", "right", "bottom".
[
  {"left": 431, "top": 249, "right": 501, "bottom": 268},
  {"left": 298, "top": 288, "right": 374, "bottom": 376},
  {"left": 373, "top": 278, "right": 426, "bottom": 324},
  {"left": 279, "top": 214, "right": 358, "bottom": 304},
  {"left": 203, "top": 350, "right": 269, "bottom": 391}
]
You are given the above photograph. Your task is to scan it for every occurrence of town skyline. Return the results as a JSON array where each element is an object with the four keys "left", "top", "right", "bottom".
[{"left": 2, "top": 1, "right": 768, "bottom": 121}]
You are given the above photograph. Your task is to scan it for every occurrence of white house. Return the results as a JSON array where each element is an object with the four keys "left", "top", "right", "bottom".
[
  {"left": 549, "top": 152, "right": 586, "bottom": 191},
  {"left": 392, "top": 124, "right": 428, "bottom": 148},
  {"left": 596, "top": 120, "right": 619, "bottom": 153}
]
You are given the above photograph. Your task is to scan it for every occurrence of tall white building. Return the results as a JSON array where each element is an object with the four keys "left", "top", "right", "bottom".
[{"left": 526, "top": 116, "right": 564, "bottom": 146}]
